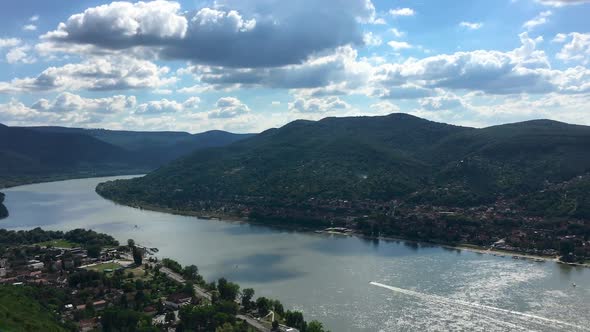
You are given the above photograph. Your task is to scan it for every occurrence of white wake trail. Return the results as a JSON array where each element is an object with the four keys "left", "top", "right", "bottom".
[{"left": 370, "top": 281, "right": 589, "bottom": 331}]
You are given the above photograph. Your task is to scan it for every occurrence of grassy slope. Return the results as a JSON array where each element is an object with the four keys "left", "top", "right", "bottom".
[{"left": 0, "top": 285, "right": 67, "bottom": 332}]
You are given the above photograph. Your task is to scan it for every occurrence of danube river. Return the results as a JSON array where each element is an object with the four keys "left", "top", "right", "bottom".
[{"left": 3, "top": 176, "right": 590, "bottom": 331}]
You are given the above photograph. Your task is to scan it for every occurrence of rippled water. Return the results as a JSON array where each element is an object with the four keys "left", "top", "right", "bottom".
[{"left": 3, "top": 176, "right": 590, "bottom": 331}]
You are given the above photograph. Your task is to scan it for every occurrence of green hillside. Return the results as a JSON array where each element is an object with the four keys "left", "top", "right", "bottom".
[
  {"left": 97, "top": 114, "right": 590, "bottom": 220},
  {"left": 0, "top": 124, "right": 253, "bottom": 188},
  {"left": 0, "top": 285, "right": 67, "bottom": 332}
]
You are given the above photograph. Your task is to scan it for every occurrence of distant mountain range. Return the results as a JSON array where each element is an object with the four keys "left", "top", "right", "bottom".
[
  {"left": 0, "top": 124, "right": 254, "bottom": 188},
  {"left": 97, "top": 113, "right": 590, "bottom": 220}
]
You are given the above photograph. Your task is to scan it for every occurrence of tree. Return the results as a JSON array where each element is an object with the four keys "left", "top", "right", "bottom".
[
  {"left": 217, "top": 278, "right": 239, "bottom": 302},
  {"left": 182, "top": 265, "right": 199, "bottom": 280},
  {"left": 165, "top": 311, "right": 176, "bottom": 324},
  {"left": 241, "top": 288, "right": 255, "bottom": 310},
  {"left": 255, "top": 297, "right": 270, "bottom": 316},
  {"left": 133, "top": 246, "right": 143, "bottom": 265},
  {"left": 87, "top": 245, "right": 101, "bottom": 258},
  {"left": 285, "top": 311, "right": 306, "bottom": 331},
  {"left": 127, "top": 239, "right": 135, "bottom": 248},
  {"left": 307, "top": 320, "right": 329, "bottom": 332},
  {"left": 271, "top": 320, "right": 280, "bottom": 331}
]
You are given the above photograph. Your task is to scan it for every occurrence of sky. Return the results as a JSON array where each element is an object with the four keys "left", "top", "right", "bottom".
[{"left": 0, "top": 0, "right": 588, "bottom": 133}]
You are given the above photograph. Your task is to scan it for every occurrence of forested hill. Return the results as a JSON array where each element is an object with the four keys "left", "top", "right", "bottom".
[
  {"left": 25, "top": 126, "right": 255, "bottom": 166},
  {"left": 97, "top": 113, "right": 590, "bottom": 220},
  {"left": 0, "top": 124, "right": 254, "bottom": 188}
]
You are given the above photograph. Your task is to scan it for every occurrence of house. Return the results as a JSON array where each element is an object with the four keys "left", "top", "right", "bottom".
[
  {"left": 27, "top": 260, "right": 44, "bottom": 271},
  {"left": 79, "top": 318, "right": 99, "bottom": 332},
  {"left": 166, "top": 293, "right": 192, "bottom": 305}
]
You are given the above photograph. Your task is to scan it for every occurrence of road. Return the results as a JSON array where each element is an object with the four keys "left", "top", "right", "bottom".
[
  {"left": 158, "top": 266, "right": 212, "bottom": 301},
  {"left": 157, "top": 264, "right": 270, "bottom": 331},
  {"left": 237, "top": 314, "right": 271, "bottom": 332}
]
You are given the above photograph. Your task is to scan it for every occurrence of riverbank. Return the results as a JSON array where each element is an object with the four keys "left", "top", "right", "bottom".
[
  {"left": 0, "top": 170, "right": 149, "bottom": 190},
  {"left": 96, "top": 191, "right": 590, "bottom": 269}
]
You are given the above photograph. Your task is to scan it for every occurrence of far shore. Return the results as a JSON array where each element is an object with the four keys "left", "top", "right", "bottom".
[{"left": 97, "top": 192, "right": 590, "bottom": 269}]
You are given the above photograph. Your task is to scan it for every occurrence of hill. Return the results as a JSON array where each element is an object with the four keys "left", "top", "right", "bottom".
[
  {"left": 98, "top": 114, "right": 590, "bottom": 208},
  {"left": 97, "top": 114, "right": 590, "bottom": 251},
  {"left": 0, "top": 125, "right": 253, "bottom": 188},
  {"left": 26, "top": 126, "right": 254, "bottom": 166},
  {"left": 0, "top": 285, "right": 68, "bottom": 332}
]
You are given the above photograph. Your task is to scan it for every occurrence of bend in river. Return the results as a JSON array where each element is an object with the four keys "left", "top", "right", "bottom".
[{"left": 3, "top": 176, "right": 590, "bottom": 332}]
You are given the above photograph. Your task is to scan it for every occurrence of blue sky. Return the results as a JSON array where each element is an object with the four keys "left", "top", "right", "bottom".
[{"left": 0, "top": 0, "right": 588, "bottom": 133}]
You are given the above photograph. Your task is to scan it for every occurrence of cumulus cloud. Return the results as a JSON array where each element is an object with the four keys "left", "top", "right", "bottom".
[
  {"left": 135, "top": 97, "right": 200, "bottom": 114},
  {"left": 0, "top": 38, "right": 21, "bottom": 49},
  {"left": 40, "top": 0, "right": 375, "bottom": 68},
  {"left": 288, "top": 96, "right": 349, "bottom": 113},
  {"left": 0, "top": 93, "right": 138, "bottom": 127},
  {"left": 22, "top": 24, "right": 37, "bottom": 31},
  {"left": 6, "top": 45, "right": 36, "bottom": 64},
  {"left": 556, "top": 32, "right": 590, "bottom": 64},
  {"left": 523, "top": 11, "right": 552, "bottom": 30},
  {"left": 209, "top": 97, "right": 250, "bottom": 118},
  {"left": 363, "top": 32, "right": 382, "bottom": 46},
  {"left": 419, "top": 92, "right": 466, "bottom": 110},
  {"left": 372, "top": 33, "right": 588, "bottom": 97},
  {"left": 388, "top": 41, "right": 412, "bottom": 50},
  {"left": 389, "top": 8, "right": 415, "bottom": 16},
  {"left": 182, "top": 46, "right": 372, "bottom": 92},
  {"left": 0, "top": 56, "right": 174, "bottom": 93},
  {"left": 31, "top": 92, "right": 136, "bottom": 114},
  {"left": 459, "top": 22, "right": 483, "bottom": 30},
  {"left": 390, "top": 28, "right": 405, "bottom": 38},
  {"left": 535, "top": 0, "right": 590, "bottom": 6}
]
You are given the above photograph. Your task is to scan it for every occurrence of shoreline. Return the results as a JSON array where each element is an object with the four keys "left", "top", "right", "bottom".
[
  {"left": 96, "top": 193, "right": 590, "bottom": 269},
  {"left": 0, "top": 171, "right": 148, "bottom": 190}
]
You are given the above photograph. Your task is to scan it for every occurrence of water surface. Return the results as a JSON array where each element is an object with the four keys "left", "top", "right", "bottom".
[{"left": 3, "top": 176, "right": 589, "bottom": 331}]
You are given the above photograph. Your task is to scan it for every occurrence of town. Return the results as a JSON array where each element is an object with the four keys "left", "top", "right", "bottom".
[
  {"left": 0, "top": 228, "right": 328, "bottom": 332},
  {"left": 156, "top": 192, "right": 590, "bottom": 265}
]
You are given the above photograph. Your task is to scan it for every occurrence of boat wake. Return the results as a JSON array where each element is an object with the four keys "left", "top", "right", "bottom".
[{"left": 369, "top": 281, "right": 589, "bottom": 331}]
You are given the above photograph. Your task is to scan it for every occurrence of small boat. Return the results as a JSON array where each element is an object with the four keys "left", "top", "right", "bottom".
[{"left": 572, "top": 283, "right": 576, "bottom": 288}]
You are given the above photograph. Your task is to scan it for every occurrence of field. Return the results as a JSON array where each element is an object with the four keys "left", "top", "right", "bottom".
[{"left": 35, "top": 239, "right": 78, "bottom": 248}]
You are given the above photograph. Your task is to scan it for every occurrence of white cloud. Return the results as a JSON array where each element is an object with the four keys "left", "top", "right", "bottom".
[
  {"left": 556, "top": 32, "right": 590, "bottom": 64},
  {"left": 40, "top": 0, "right": 376, "bottom": 68},
  {"left": 209, "top": 97, "right": 250, "bottom": 118},
  {"left": 134, "top": 97, "right": 199, "bottom": 115},
  {"left": 388, "top": 41, "right": 412, "bottom": 50},
  {"left": 552, "top": 33, "right": 567, "bottom": 43},
  {"left": 0, "top": 38, "right": 21, "bottom": 49},
  {"left": 369, "top": 101, "right": 400, "bottom": 114},
  {"left": 459, "top": 22, "right": 483, "bottom": 30},
  {"left": 535, "top": 0, "right": 590, "bottom": 6},
  {"left": 389, "top": 8, "right": 415, "bottom": 16},
  {"left": 29, "top": 15, "right": 39, "bottom": 22},
  {"left": 23, "top": 24, "right": 37, "bottom": 31},
  {"left": 390, "top": 28, "right": 405, "bottom": 38},
  {"left": 523, "top": 10, "right": 552, "bottom": 30},
  {"left": 375, "top": 33, "right": 590, "bottom": 97},
  {"left": 32, "top": 92, "right": 136, "bottom": 114},
  {"left": 419, "top": 92, "right": 466, "bottom": 110},
  {"left": 0, "top": 56, "right": 174, "bottom": 93},
  {"left": 0, "top": 93, "right": 137, "bottom": 127},
  {"left": 288, "top": 96, "right": 350, "bottom": 113},
  {"left": 363, "top": 32, "right": 382, "bottom": 46},
  {"left": 6, "top": 45, "right": 36, "bottom": 64}
]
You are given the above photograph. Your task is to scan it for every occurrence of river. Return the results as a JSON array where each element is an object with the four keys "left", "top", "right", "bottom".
[{"left": 3, "top": 176, "right": 589, "bottom": 331}]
